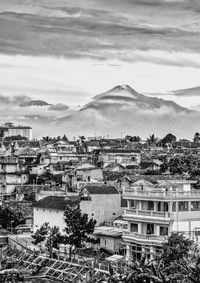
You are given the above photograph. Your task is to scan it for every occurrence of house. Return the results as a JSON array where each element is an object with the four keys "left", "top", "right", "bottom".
[
  {"left": 139, "top": 161, "right": 160, "bottom": 172},
  {"left": 0, "top": 156, "right": 28, "bottom": 194},
  {"left": 122, "top": 179, "right": 199, "bottom": 261},
  {"left": 94, "top": 226, "right": 125, "bottom": 254},
  {"left": 103, "top": 163, "right": 125, "bottom": 173},
  {"left": 75, "top": 161, "right": 103, "bottom": 183},
  {"left": 39, "top": 140, "right": 77, "bottom": 164},
  {"left": 98, "top": 149, "right": 141, "bottom": 168},
  {"left": 15, "top": 147, "right": 38, "bottom": 165},
  {"left": 80, "top": 185, "right": 122, "bottom": 226},
  {"left": 32, "top": 195, "right": 80, "bottom": 233}
]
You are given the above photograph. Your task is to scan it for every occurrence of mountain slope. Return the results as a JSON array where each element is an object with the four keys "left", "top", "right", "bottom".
[
  {"left": 53, "top": 84, "right": 200, "bottom": 138},
  {"left": 81, "top": 85, "right": 190, "bottom": 112}
]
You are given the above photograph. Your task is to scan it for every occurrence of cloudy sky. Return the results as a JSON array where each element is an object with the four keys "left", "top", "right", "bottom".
[{"left": 0, "top": 0, "right": 200, "bottom": 108}]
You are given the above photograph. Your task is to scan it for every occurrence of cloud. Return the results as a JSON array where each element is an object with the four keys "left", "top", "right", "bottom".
[
  {"left": 0, "top": 93, "right": 31, "bottom": 105},
  {"left": 49, "top": 103, "right": 69, "bottom": 111},
  {"left": 0, "top": 2, "right": 199, "bottom": 65}
]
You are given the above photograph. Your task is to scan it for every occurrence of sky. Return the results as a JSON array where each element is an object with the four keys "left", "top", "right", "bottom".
[{"left": 0, "top": 0, "right": 200, "bottom": 108}]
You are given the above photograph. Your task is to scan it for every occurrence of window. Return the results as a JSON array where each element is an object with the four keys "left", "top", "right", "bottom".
[
  {"left": 179, "top": 201, "right": 188, "bottom": 211},
  {"left": 160, "top": 226, "right": 168, "bottom": 236},
  {"left": 105, "top": 240, "right": 107, "bottom": 246},
  {"left": 191, "top": 201, "right": 200, "bottom": 211},
  {"left": 130, "top": 223, "right": 138, "bottom": 233},
  {"left": 113, "top": 213, "right": 116, "bottom": 215}
]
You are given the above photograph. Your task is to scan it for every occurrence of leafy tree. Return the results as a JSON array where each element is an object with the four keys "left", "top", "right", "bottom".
[
  {"left": 160, "top": 133, "right": 176, "bottom": 147},
  {"left": 4, "top": 135, "right": 28, "bottom": 141},
  {"left": 162, "top": 232, "right": 194, "bottom": 267},
  {"left": 0, "top": 203, "right": 29, "bottom": 229},
  {"left": 125, "top": 135, "right": 141, "bottom": 142},
  {"left": 194, "top": 132, "right": 200, "bottom": 143},
  {"left": 63, "top": 205, "right": 96, "bottom": 259},
  {"left": 32, "top": 222, "right": 63, "bottom": 257}
]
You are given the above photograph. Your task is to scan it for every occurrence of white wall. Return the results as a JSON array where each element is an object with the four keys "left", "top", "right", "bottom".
[
  {"left": 80, "top": 194, "right": 122, "bottom": 226},
  {"left": 33, "top": 208, "right": 66, "bottom": 233}
]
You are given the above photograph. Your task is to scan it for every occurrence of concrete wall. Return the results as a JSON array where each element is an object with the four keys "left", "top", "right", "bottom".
[
  {"left": 33, "top": 208, "right": 66, "bottom": 233},
  {"left": 80, "top": 193, "right": 122, "bottom": 226}
]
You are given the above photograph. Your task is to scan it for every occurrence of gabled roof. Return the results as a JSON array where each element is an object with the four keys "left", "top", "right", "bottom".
[
  {"left": 33, "top": 195, "right": 80, "bottom": 210},
  {"left": 104, "top": 163, "right": 125, "bottom": 170},
  {"left": 84, "top": 185, "right": 119, "bottom": 195}
]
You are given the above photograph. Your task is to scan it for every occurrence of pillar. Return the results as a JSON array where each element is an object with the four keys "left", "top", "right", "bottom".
[
  {"left": 188, "top": 201, "right": 191, "bottom": 211},
  {"left": 127, "top": 200, "right": 131, "bottom": 209},
  {"left": 138, "top": 200, "right": 142, "bottom": 210},
  {"left": 138, "top": 223, "right": 142, "bottom": 234},
  {"left": 168, "top": 201, "right": 173, "bottom": 212},
  {"left": 150, "top": 246, "right": 154, "bottom": 260},
  {"left": 126, "top": 243, "right": 131, "bottom": 261}
]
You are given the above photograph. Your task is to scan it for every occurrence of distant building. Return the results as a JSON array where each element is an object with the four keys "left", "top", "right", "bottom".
[
  {"left": 0, "top": 122, "right": 32, "bottom": 140},
  {"left": 98, "top": 149, "right": 141, "bottom": 168}
]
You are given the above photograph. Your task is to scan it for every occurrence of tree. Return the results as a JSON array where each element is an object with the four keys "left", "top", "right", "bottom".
[
  {"left": 160, "top": 133, "right": 176, "bottom": 147},
  {"left": 0, "top": 205, "right": 25, "bottom": 229},
  {"left": 162, "top": 232, "right": 194, "bottom": 267},
  {"left": 194, "top": 132, "right": 200, "bottom": 143},
  {"left": 32, "top": 222, "right": 63, "bottom": 257},
  {"left": 63, "top": 205, "right": 96, "bottom": 259},
  {"left": 146, "top": 134, "right": 159, "bottom": 146}
]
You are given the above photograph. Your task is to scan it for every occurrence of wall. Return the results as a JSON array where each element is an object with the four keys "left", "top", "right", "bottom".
[
  {"left": 80, "top": 193, "right": 122, "bottom": 226},
  {"left": 33, "top": 208, "right": 65, "bottom": 233}
]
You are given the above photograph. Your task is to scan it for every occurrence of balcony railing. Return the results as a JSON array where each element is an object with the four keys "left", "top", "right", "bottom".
[
  {"left": 123, "top": 189, "right": 200, "bottom": 200},
  {"left": 123, "top": 231, "right": 166, "bottom": 243},
  {"left": 123, "top": 208, "right": 171, "bottom": 219}
]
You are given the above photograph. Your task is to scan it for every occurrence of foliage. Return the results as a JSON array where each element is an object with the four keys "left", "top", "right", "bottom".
[
  {"left": 32, "top": 222, "right": 63, "bottom": 257},
  {"left": 160, "top": 133, "right": 176, "bottom": 146},
  {"left": 3, "top": 135, "right": 28, "bottom": 141},
  {"left": 125, "top": 135, "right": 141, "bottom": 142},
  {"left": 63, "top": 205, "right": 96, "bottom": 258},
  {"left": 162, "top": 232, "right": 194, "bottom": 266},
  {"left": 193, "top": 132, "right": 200, "bottom": 143},
  {"left": 146, "top": 134, "right": 159, "bottom": 146},
  {"left": 160, "top": 156, "right": 199, "bottom": 175},
  {"left": 0, "top": 206, "right": 21, "bottom": 229}
]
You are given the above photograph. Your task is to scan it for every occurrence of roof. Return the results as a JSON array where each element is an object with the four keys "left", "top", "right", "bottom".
[
  {"left": 33, "top": 195, "right": 80, "bottom": 210},
  {"left": 104, "top": 163, "right": 125, "bottom": 170},
  {"left": 101, "top": 149, "right": 141, "bottom": 154},
  {"left": 16, "top": 147, "right": 37, "bottom": 157},
  {"left": 94, "top": 226, "right": 123, "bottom": 238},
  {"left": 84, "top": 185, "right": 119, "bottom": 195},
  {"left": 139, "top": 161, "right": 158, "bottom": 170}
]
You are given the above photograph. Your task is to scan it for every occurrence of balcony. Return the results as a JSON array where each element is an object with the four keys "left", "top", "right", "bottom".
[
  {"left": 123, "top": 231, "right": 166, "bottom": 246},
  {"left": 123, "top": 208, "right": 172, "bottom": 224},
  {"left": 123, "top": 189, "right": 200, "bottom": 201}
]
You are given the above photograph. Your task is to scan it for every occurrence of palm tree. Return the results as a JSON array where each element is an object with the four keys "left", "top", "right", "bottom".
[{"left": 146, "top": 134, "right": 158, "bottom": 146}]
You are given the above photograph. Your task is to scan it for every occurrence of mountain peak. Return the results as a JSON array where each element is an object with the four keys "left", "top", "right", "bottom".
[{"left": 110, "top": 84, "right": 138, "bottom": 93}]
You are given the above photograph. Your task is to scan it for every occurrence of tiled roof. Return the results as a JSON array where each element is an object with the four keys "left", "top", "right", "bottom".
[
  {"left": 84, "top": 185, "right": 119, "bottom": 195},
  {"left": 16, "top": 147, "right": 37, "bottom": 157},
  {"left": 101, "top": 149, "right": 141, "bottom": 154},
  {"left": 33, "top": 195, "right": 80, "bottom": 210}
]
